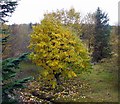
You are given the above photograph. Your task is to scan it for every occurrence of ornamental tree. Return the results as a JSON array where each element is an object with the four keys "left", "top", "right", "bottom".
[{"left": 29, "top": 16, "right": 91, "bottom": 88}]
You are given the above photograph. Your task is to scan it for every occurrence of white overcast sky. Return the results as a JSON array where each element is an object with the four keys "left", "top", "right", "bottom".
[{"left": 8, "top": 0, "right": 119, "bottom": 25}]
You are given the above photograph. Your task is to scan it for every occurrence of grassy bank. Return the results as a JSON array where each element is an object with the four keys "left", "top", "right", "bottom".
[{"left": 16, "top": 56, "right": 118, "bottom": 102}]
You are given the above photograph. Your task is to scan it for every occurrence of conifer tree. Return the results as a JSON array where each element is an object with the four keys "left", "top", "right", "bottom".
[
  {"left": 2, "top": 53, "right": 32, "bottom": 104},
  {"left": 0, "top": 0, "right": 18, "bottom": 23},
  {"left": 0, "top": 0, "right": 32, "bottom": 103},
  {"left": 0, "top": 0, "right": 18, "bottom": 57},
  {"left": 92, "top": 7, "right": 111, "bottom": 62}
]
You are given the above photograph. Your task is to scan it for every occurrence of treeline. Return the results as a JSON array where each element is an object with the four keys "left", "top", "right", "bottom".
[
  {"left": 1, "top": 1, "right": 118, "bottom": 63},
  {"left": 2, "top": 7, "right": 118, "bottom": 63},
  {"left": 4, "top": 22, "right": 118, "bottom": 61}
]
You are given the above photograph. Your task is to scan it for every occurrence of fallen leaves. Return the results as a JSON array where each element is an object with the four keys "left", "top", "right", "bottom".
[{"left": 15, "top": 77, "right": 90, "bottom": 103}]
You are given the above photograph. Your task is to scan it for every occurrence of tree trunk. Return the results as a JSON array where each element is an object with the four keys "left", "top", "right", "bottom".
[
  {"left": 54, "top": 73, "right": 62, "bottom": 85},
  {"left": 88, "top": 39, "right": 91, "bottom": 52}
]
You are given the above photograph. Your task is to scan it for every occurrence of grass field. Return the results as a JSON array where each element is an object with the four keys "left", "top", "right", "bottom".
[{"left": 16, "top": 56, "right": 118, "bottom": 103}]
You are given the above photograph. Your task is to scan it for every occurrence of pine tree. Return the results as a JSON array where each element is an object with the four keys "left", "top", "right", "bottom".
[
  {"left": 2, "top": 53, "right": 32, "bottom": 104},
  {"left": 0, "top": 0, "right": 33, "bottom": 103},
  {"left": 0, "top": 0, "right": 18, "bottom": 58},
  {"left": 92, "top": 7, "right": 111, "bottom": 62},
  {"left": 0, "top": 0, "right": 18, "bottom": 23},
  {"left": 0, "top": 24, "right": 10, "bottom": 59}
]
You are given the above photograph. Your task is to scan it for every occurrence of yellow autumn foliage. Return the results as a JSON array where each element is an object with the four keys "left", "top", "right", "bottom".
[{"left": 28, "top": 16, "right": 92, "bottom": 87}]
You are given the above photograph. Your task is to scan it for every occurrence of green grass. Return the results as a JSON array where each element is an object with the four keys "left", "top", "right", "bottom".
[
  {"left": 78, "top": 57, "right": 118, "bottom": 102},
  {"left": 16, "top": 61, "right": 41, "bottom": 79},
  {"left": 16, "top": 57, "right": 118, "bottom": 102}
]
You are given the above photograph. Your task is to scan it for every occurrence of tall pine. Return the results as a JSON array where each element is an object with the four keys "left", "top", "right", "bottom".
[
  {"left": 0, "top": 0, "right": 33, "bottom": 103},
  {"left": 0, "top": 0, "right": 18, "bottom": 57},
  {"left": 92, "top": 7, "right": 111, "bottom": 62}
]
